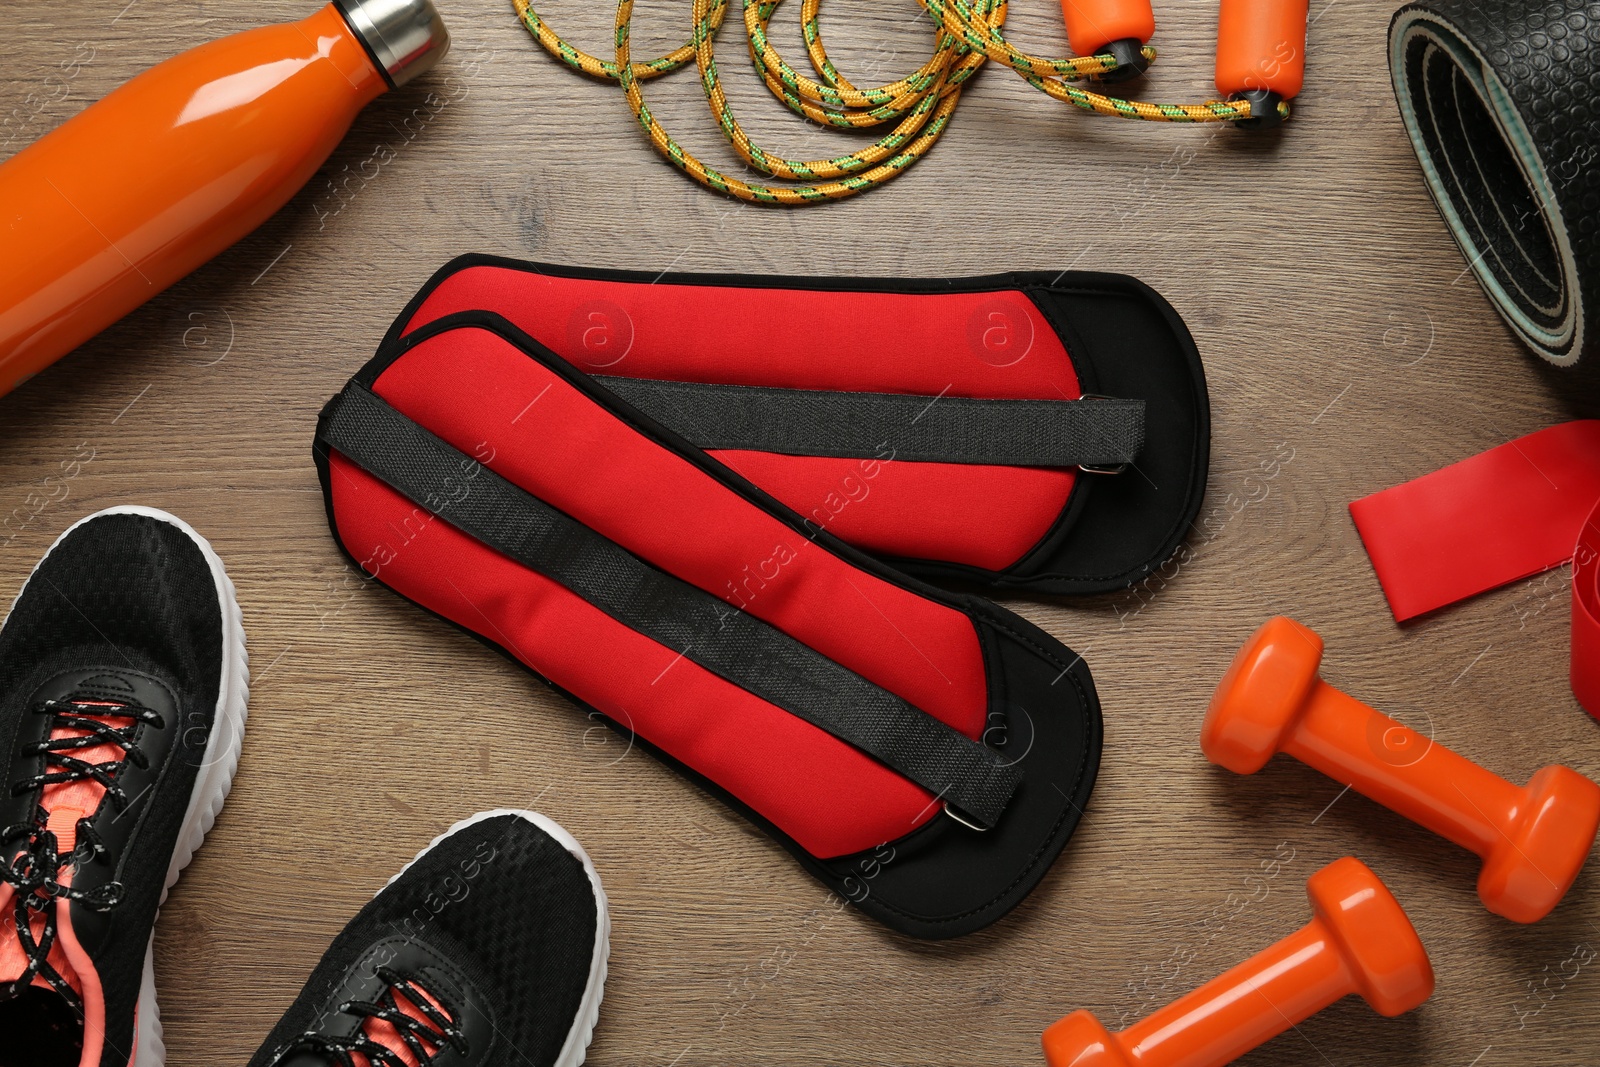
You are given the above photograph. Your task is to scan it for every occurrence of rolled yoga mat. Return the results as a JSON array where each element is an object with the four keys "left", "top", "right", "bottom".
[{"left": 1389, "top": 0, "right": 1599, "bottom": 367}]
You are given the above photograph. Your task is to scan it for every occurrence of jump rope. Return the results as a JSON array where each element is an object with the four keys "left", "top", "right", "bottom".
[{"left": 513, "top": 0, "right": 1311, "bottom": 204}]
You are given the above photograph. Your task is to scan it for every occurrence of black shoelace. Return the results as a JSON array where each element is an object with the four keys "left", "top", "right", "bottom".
[
  {"left": 289, "top": 967, "right": 470, "bottom": 1067},
  {"left": 0, "top": 697, "right": 162, "bottom": 1010}
]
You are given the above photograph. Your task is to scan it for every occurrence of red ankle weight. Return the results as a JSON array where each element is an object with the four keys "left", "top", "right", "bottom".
[
  {"left": 314, "top": 312, "right": 1102, "bottom": 939},
  {"left": 382, "top": 256, "right": 1211, "bottom": 595}
]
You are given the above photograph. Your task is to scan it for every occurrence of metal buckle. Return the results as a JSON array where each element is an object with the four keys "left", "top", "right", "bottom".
[{"left": 942, "top": 803, "right": 989, "bottom": 832}]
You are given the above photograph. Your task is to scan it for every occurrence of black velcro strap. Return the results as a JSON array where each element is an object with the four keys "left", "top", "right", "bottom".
[
  {"left": 595, "top": 376, "right": 1145, "bottom": 468},
  {"left": 321, "top": 384, "right": 1021, "bottom": 828}
]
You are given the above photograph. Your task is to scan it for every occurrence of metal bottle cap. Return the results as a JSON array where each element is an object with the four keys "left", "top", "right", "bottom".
[{"left": 334, "top": 0, "right": 450, "bottom": 88}]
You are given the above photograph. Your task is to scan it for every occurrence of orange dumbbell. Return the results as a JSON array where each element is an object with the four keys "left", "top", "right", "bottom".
[
  {"left": 1042, "top": 857, "right": 1432, "bottom": 1067},
  {"left": 1204, "top": 617, "right": 1600, "bottom": 923}
]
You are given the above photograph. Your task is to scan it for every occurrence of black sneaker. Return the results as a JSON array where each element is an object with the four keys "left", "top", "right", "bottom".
[
  {"left": 0, "top": 507, "right": 249, "bottom": 1067},
  {"left": 248, "top": 810, "right": 610, "bottom": 1067}
]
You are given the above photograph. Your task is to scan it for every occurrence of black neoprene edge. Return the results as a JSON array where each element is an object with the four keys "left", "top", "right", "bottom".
[
  {"left": 314, "top": 312, "right": 1103, "bottom": 938},
  {"left": 378, "top": 252, "right": 1174, "bottom": 353},
  {"left": 375, "top": 254, "right": 1208, "bottom": 593}
]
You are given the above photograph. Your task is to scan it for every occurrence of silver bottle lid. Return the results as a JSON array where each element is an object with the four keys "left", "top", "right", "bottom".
[{"left": 334, "top": 0, "right": 450, "bottom": 88}]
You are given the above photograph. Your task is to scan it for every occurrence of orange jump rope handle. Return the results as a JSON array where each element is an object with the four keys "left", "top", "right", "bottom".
[
  {"left": 1042, "top": 857, "right": 1433, "bottom": 1067},
  {"left": 1203, "top": 617, "right": 1600, "bottom": 923},
  {"left": 1059, "top": 0, "right": 1154, "bottom": 78},
  {"left": 1060, "top": 0, "right": 1155, "bottom": 55},
  {"left": 0, "top": 1, "right": 446, "bottom": 400},
  {"left": 1215, "top": 0, "right": 1308, "bottom": 122}
]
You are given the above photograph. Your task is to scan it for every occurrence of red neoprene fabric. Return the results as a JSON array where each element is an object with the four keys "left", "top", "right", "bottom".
[
  {"left": 398, "top": 267, "right": 1083, "bottom": 571},
  {"left": 1575, "top": 503, "right": 1600, "bottom": 716},
  {"left": 329, "top": 323, "right": 994, "bottom": 855},
  {"left": 328, "top": 458, "right": 939, "bottom": 857},
  {"left": 1349, "top": 421, "right": 1600, "bottom": 718}
]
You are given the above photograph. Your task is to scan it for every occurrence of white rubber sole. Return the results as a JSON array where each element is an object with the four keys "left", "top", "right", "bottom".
[
  {"left": 383, "top": 809, "right": 612, "bottom": 1067},
  {"left": 17, "top": 506, "right": 251, "bottom": 1067}
]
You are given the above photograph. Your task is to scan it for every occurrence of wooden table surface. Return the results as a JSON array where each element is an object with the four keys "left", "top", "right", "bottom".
[{"left": 3, "top": 1, "right": 1598, "bottom": 1064}]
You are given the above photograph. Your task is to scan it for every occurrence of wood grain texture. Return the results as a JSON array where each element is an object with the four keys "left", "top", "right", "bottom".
[{"left": 2, "top": 1, "right": 1598, "bottom": 1064}]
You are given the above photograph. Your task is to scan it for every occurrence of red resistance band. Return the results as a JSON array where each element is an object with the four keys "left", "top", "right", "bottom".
[
  {"left": 1349, "top": 421, "right": 1600, "bottom": 717},
  {"left": 315, "top": 313, "right": 1103, "bottom": 939},
  {"left": 381, "top": 256, "right": 1211, "bottom": 596}
]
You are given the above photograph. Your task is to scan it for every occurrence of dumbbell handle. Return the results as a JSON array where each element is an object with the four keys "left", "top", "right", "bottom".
[
  {"left": 1119, "top": 918, "right": 1348, "bottom": 1067},
  {"left": 1288, "top": 680, "right": 1521, "bottom": 859}
]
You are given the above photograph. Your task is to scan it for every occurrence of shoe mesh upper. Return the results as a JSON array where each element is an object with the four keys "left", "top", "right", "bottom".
[{"left": 249, "top": 814, "right": 601, "bottom": 1067}]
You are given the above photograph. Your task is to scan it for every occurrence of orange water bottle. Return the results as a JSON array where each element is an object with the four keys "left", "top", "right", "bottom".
[{"left": 0, "top": 0, "right": 448, "bottom": 398}]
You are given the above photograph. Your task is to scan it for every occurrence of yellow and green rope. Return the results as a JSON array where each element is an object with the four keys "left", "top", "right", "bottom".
[{"left": 513, "top": 0, "right": 1288, "bottom": 204}]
